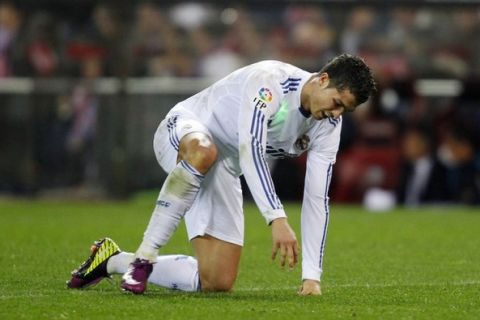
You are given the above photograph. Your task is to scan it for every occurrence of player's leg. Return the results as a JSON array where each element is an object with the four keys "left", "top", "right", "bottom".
[
  {"left": 192, "top": 235, "right": 242, "bottom": 292},
  {"left": 67, "top": 238, "right": 199, "bottom": 292},
  {"left": 184, "top": 157, "right": 245, "bottom": 292},
  {"left": 109, "top": 253, "right": 200, "bottom": 292},
  {"left": 122, "top": 116, "right": 217, "bottom": 294},
  {"left": 115, "top": 240, "right": 240, "bottom": 293},
  {"left": 69, "top": 153, "right": 244, "bottom": 293},
  {"left": 136, "top": 126, "right": 218, "bottom": 261}
]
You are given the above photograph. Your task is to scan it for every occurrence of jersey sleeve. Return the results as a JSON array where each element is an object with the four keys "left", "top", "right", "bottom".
[
  {"left": 238, "top": 71, "right": 286, "bottom": 224},
  {"left": 301, "top": 120, "right": 342, "bottom": 280}
]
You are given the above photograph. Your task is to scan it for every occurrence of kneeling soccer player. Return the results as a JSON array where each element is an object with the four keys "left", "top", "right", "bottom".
[{"left": 67, "top": 54, "right": 376, "bottom": 295}]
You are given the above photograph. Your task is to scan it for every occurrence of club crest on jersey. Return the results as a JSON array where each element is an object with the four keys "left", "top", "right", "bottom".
[
  {"left": 253, "top": 87, "right": 272, "bottom": 109},
  {"left": 295, "top": 134, "right": 310, "bottom": 150}
]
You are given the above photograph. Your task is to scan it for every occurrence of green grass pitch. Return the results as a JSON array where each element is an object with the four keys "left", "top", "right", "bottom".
[{"left": 1, "top": 193, "right": 479, "bottom": 319}]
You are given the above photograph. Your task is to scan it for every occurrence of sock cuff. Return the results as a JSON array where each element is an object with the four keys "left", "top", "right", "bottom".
[{"left": 179, "top": 160, "right": 204, "bottom": 179}]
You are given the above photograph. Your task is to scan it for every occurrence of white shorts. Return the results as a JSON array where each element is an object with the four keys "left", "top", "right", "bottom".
[{"left": 153, "top": 115, "right": 244, "bottom": 246}]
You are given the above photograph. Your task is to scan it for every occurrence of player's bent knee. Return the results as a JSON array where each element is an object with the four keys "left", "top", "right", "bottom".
[
  {"left": 199, "top": 268, "right": 237, "bottom": 292},
  {"left": 179, "top": 132, "right": 218, "bottom": 174},
  {"left": 200, "top": 274, "right": 235, "bottom": 292}
]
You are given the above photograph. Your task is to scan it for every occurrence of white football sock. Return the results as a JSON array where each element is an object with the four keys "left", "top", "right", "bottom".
[
  {"left": 136, "top": 160, "right": 204, "bottom": 261},
  {"left": 107, "top": 252, "right": 200, "bottom": 292},
  {"left": 106, "top": 251, "right": 134, "bottom": 274}
]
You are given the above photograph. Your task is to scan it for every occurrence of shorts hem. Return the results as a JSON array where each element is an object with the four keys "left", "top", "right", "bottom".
[{"left": 188, "top": 228, "right": 244, "bottom": 247}]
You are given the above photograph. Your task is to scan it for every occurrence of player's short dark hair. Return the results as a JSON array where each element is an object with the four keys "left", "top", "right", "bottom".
[{"left": 320, "top": 53, "right": 377, "bottom": 105}]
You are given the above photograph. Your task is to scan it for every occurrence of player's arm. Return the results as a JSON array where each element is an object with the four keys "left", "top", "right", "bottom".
[
  {"left": 237, "top": 71, "right": 298, "bottom": 269},
  {"left": 299, "top": 121, "right": 342, "bottom": 295}
]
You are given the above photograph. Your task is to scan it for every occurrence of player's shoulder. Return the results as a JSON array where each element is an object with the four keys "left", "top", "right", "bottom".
[
  {"left": 247, "top": 60, "right": 304, "bottom": 79},
  {"left": 242, "top": 60, "right": 307, "bottom": 98}
]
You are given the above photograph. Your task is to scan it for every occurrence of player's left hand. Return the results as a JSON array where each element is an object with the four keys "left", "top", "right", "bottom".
[
  {"left": 298, "top": 279, "right": 322, "bottom": 296},
  {"left": 271, "top": 218, "right": 299, "bottom": 269}
]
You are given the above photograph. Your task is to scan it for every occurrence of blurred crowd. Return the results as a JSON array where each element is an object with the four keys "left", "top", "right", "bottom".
[
  {"left": 1, "top": 1, "right": 479, "bottom": 205},
  {"left": 1, "top": 1, "right": 480, "bottom": 79}
]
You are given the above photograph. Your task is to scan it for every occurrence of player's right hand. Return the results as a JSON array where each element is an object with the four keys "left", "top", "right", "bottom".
[
  {"left": 298, "top": 279, "right": 322, "bottom": 296},
  {"left": 271, "top": 217, "right": 299, "bottom": 269}
]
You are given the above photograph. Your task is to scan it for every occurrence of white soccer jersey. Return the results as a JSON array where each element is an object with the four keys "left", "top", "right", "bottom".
[{"left": 167, "top": 60, "right": 342, "bottom": 280}]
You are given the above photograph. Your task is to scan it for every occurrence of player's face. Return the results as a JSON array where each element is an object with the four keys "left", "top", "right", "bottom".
[{"left": 307, "top": 73, "right": 357, "bottom": 120}]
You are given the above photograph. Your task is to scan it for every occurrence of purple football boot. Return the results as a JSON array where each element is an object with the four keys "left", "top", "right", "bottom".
[
  {"left": 120, "top": 258, "right": 154, "bottom": 294},
  {"left": 67, "top": 237, "right": 121, "bottom": 289}
]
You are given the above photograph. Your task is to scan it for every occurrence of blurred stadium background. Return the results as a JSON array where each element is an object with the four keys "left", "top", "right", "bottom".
[{"left": 0, "top": 0, "right": 479, "bottom": 207}]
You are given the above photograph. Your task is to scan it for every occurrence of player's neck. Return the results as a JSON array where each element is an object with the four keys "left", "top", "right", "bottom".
[{"left": 300, "top": 81, "right": 312, "bottom": 114}]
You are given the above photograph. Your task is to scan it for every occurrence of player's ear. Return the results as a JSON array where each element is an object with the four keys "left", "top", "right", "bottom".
[{"left": 316, "top": 72, "right": 330, "bottom": 89}]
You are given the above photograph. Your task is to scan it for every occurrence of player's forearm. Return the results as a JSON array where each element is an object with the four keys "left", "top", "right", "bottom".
[
  {"left": 301, "top": 202, "right": 329, "bottom": 280},
  {"left": 301, "top": 157, "right": 334, "bottom": 281}
]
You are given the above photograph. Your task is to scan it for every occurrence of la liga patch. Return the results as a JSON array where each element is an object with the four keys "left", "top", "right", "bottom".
[{"left": 258, "top": 87, "right": 273, "bottom": 102}]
